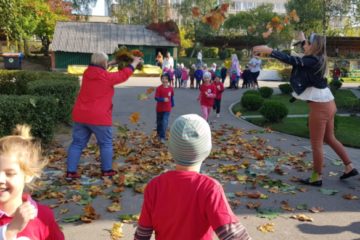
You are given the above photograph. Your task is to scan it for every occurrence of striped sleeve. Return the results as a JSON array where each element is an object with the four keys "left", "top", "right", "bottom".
[
  {"left": 134, "top": 225, "right": 153, "bottom": 240},
  {"left": 215, "top": 222, "right": 252, "bottom": 240}
]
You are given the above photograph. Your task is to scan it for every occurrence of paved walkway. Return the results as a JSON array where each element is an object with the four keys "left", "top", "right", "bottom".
[{"left": 60, "top": 78, "right": 360, "bottom": 240}]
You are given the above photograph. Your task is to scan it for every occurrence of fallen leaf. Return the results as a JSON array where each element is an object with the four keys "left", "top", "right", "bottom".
[
  {"left": 236, "top": 112, "right": 242, "bottom": 117},
  {"left": 320, "top": 188, "right": 339, "bottom": 196},
  {"left": 343, "top": 194, "right": 359, "bottom": 200},
  {"left": 257, "top": 223, "right": 275, "bottom": 233},
  {"left": 256, "top": 208, "right": 280, "bottom": 220},
  {"left": 290, "top": 214, "right": 313, "bottom": 222},
  {"left": 146, "top": 87, "right": 155, "bottom": 94},
  {"left": 309, "top": 207, "right": 324, "bottom": 213},
  {"left": 60, "top": 208, "right": 69, "bottom": 215},
  {"left": 118, "top": 214, "right": 139, "bottom": 223},
  {"left": 110, "top": 222, "right": 123, "bottom": 240},
  {"left": 81, "top": 204, "right": 100, "bottom": 223},
  {"left": 281, "top": 201, "right": 295, "bottom": 212},
  {"left": 247, "top": 202, "right": 261, "bottom": 209},
  {"left": 62, "top": 214, "right": 81, "bottom": 223},
  {"left": 107, "top": 202, "right": 122, "bottom": 212}
]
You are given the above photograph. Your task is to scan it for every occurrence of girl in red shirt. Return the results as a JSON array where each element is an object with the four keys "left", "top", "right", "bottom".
[
  {"left": 0, "top": 125, "right": 64, "bottom": 239},
  {"left": 198, "top": 72, "right": 217, "bottom": 121}
]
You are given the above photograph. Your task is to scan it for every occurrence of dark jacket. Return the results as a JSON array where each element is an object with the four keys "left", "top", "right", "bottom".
[{"left": 270, "top": 50, "right": 327, "bottom": 95}]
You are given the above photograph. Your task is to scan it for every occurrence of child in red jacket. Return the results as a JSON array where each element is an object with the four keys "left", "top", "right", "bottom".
[
  {"left": 213, "top": 74, "right": 225, "bottom": 118},
  {"left": 155, "top": 73, "right": 175, "bottom": 143},
  {"left": 198, "top": 71, "right": 217, "bottom": 121},
  {"left": 0, "top": 125, "right": 64, "bottom": 240}
]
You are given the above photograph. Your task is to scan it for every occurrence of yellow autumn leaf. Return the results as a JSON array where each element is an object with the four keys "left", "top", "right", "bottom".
[
  {"left": 107, "top": 202, "right": 122, "bottom": 212},
  {"left": 235, "top": 112, "right": 242, "bottom": 117},
  {"left": 137, "top": 93, "right": 149, "bottom": 101},
  {"left": 257, "top": 223, "right": 275, "bottom": 233},
  {"left": 111, "top": 222, "right": 123, "bottom": 240},
  {"left": 129, "top": 112, "right": 140, "bottom": 124},
  {"left": 290, "top": 214, "right": 313, "bottom": 222}
]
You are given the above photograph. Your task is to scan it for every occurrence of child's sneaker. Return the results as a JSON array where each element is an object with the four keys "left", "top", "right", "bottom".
[
  {"left": 160, "top": 138, "right": 166, "bottom": 144},
  {"left": 102, "top": 169, "right": 117, "bottom": 178},
  {"left": 65, "top": 172, "right": 81, "bottom": 180},
  {"left": 216, "top": 114, "right": 220, "bottom": 118}
]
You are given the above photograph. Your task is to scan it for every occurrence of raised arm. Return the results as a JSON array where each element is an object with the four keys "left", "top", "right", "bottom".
[{"left": 253, "top": 45, "right": 318, "bottom": 68}]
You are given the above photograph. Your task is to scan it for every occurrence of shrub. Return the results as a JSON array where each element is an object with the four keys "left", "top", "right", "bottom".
[
  {"left": 27, "top": 79, "right": 79, "bottom": 123},
  {"left": 329, "top": 79, "right": 343, "bottom": 92},
  {"left": 279, "top": 68, "right": 292, "bottom": 81},
  {"left": 241, "top": 94, "right": 264, "bottom": 111},
  {"left": 0, "top": 95, "right": 57, "bottom": 142},
  {"left": 202, "top": 47, "right": 219, "bottom": 58},
  {"left": 260, "top": 101, "right": 288, "bottom": 122},
  {"left": 243, "top": 90, "right": 260, "bottom": 96},
  {"left": 279, "top": 83, "right": 293, "bottom": 94},
  {"left": 259, "top": 87, "right": 273, "bottom": 98}
]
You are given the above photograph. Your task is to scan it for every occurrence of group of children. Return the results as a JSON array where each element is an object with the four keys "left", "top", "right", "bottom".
[
  {"left": 163, "top": 62, "right": 228, "bottom": 89},
  {"left": 163, "top": 59, "right": 261, "bottom": 91}
]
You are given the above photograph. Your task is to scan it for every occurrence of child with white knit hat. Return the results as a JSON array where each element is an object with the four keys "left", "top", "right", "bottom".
[
  {"left": 198, "top": 71, "right": 217, "bottom": 121},
  {"left": 135, "top": 114, "right": 251, "bottom": 240}
]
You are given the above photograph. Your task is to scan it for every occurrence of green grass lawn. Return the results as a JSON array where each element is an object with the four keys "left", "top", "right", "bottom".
[
  {"left": 249, "top": 116, "right": 360, "bottom": 148},
  {"left": 233, "top": 90, "right": 358, "bottom": 116}
]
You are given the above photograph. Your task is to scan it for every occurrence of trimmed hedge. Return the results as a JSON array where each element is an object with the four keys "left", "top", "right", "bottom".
[
  {"left": 260, "top": 101, "right": 288, "bottom": 122},
  {"left": 0, "top": 70, "right": 79, "bottom": 142},
  {"left": 241, "top": 94, "right": 264, "bottom": 111},
  {"left": 0, "top": 95, "right": 57, "bottom": 142},
  {"left": 27, "top": 79, "right": 79, "bottom": 123},
  {"left": 259, "top": 87, "right": 273, "bottom": 98},
  {"left": 243, "top": 90, "right": 260, "bottom": 96},
  {"left": 279, "top": 83, "right": 293, "bottom": 94}
]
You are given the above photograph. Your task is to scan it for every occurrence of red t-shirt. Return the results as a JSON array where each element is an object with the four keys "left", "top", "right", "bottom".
[
  {"left": 138, "top": 171, "right": 238, "bottom": 240},
  {"left": 155, "top": 85, "right": 174, "bottom": 112},
  {"left": 199, "top": 84, "right": 217, "bottom": 107},
  {"left": 213, "top": 81, "right": 224, "bottom": 100},
  {"left": 0, "top": 195, "right": 64, "bottom": 240}
]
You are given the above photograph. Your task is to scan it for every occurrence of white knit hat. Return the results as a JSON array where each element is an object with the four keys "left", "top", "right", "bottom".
[
  {"left": 203, "top": 71, "right": 211, "bottom": 79},
  {"left": 169, "top": 114, "right": 212, "bottom": 166}
]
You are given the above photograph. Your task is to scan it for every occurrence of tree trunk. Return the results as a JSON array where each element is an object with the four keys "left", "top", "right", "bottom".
[
  {"left": 152, "top": 0, "right": 158, "bottom": 23},
  {"left": 165, "top": 0, "right": 171, "bottom": 21},
  {"left": 41, "top": 36, "right": 50, "bottom": 56}
]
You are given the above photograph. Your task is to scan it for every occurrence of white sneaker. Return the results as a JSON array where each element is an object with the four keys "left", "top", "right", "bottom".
[{"left": 216, "top": 114, "right": 220, "bottom": 118}]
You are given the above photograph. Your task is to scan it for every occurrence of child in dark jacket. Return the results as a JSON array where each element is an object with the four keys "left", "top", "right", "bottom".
[
  {"left": 213, "top": 74, "right": 225, "bottom": 118},
  {"left": 194, "top": 65, "right": 203, "bottom": 89}
]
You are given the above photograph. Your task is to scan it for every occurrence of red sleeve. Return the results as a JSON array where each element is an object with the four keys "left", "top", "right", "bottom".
[
  {"left": 106, "top": 67, "right": 133, "bottom": 86},
  {"left": 205, "top": 183, "right": 238, "bottom": 230},
  {"left": 138, "top": 183, "right": 153, "bottom": 228},
  {"left": 37, "top": 205, "right": 65, "bottom": 240}
]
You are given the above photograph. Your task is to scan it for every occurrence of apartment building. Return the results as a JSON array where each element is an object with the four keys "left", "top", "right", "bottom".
[{"left": 228, "top": 0, "right": 288, "bottom": 14}]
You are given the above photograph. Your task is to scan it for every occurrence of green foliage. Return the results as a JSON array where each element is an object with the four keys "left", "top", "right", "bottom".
[
  {"left": 243, "top": 90, "right": 261, "bottom": 96},
  {"left": 223, "top": 4, "right": 293, "bottom": 47},
  {"left": 279, "top": 68, "right": 292, "bottom": 81},
  {"left": 241, "top": 94, "right": 264, "bottom": 111},
  {"left": 0, "top": 70, "right": 79, "bottom": 142},
  {"left": 27, "top": 79, "right": 79, "bottom": 123},
  {"left": 329, "top": 79, "right": 343, "bottom": 92},
  {"left": 279, "top": 83, "right": 293, "bottom": 94},
  {"left": 0, "top": 95, "right": 57, "bottom": 142},
  {"left": 259, "top": 87, "right": 274, "bottom": 98},
  {"left": 260, "top": 101, "right": 288, "bottom": 122},
  {"left": 219, "top": 48, "right": 236, "bottom": 60},
  {"left": 202, "top": 47, "right": 219, "bottom": 58}
]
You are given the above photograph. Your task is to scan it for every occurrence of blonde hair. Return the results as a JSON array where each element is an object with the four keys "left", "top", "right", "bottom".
[
  {"left": 90, "top": 52, "right": 108, "bottom": 66},
  {"left": 308, "top": 34, "right": 327, "bottom": 76},
  {"left": 0, "top": 125, "right": 46, "bottom": 187}
]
